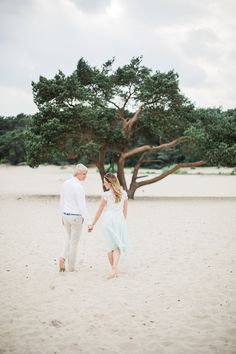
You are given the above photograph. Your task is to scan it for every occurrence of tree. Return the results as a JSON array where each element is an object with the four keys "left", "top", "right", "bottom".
[{"left": 26, "top": 57, "right": 233, "bottom": 198}]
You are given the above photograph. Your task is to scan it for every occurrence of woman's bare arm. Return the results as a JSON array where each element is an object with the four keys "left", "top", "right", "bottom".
[
  {"left": 123, "top": 199, "right": 128, "bottom": 218},
  {"left": 92, "top": 197, "right": 107, "bottom": 227}
]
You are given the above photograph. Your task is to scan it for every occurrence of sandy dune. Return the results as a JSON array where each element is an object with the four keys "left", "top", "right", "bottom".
[{"left": 0, "top": 165, "right": 236, "bottom": 354}]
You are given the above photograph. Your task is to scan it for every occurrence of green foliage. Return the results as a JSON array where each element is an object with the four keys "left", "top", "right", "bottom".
[
  {"left": 184, "top": 108, "right": 236, "bottom": 166},
  {"left": 26, "top": 57, "right": 193, "bottom": 167},
  {"left": 0, "top": 114, "right": 28, "bottom": 164},
  {"left": 25, "top": 57, "right": 235, "bottom": 179}
]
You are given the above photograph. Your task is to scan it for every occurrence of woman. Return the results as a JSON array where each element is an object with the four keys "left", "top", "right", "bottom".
[{"left": 89, "top": 173, "right": 129, "bottom": 279}]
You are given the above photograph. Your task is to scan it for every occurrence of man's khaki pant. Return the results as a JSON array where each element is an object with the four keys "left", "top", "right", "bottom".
[{"left": 62, "top": 215, "right": 83, "bottom": 271}]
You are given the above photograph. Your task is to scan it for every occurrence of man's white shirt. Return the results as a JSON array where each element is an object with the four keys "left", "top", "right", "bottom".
[{"left": 60, "top": 177, "right": 91, "bottom": 225}]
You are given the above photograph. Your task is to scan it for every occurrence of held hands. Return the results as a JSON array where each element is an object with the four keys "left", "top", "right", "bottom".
[{"left": 87, "top": 224, "right": 94, "bottom": 232}]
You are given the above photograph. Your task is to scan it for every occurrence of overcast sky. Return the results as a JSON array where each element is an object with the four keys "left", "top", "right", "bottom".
[{"left": 0, "top": 0, "right": 235, "bottom": 116}]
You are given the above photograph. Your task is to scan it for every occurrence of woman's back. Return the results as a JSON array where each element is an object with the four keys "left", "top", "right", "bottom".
[{"left": 103, "top": 189, "right": 127, "bottom": 213}]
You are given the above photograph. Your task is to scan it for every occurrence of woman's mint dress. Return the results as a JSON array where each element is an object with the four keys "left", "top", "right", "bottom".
[{"left": 102, "top": 190, "right": 130, "bottom": 254}]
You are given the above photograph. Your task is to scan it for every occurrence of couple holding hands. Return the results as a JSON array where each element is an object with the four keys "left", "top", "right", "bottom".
[{"left": 59, "top": 164, "right": 129, "bottom": 279}]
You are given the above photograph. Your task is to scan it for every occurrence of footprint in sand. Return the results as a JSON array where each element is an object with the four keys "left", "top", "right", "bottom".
[{"left": 50, "top": 320, "right": 63, "bottom": 328}]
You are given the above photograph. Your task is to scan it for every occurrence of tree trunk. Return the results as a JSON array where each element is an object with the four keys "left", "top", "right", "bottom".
[
  {"left": 128, "top": 152, "right": 147, "bottom": 199},
  {"left": 117, "top": 152, "right": 128, "bottom": 191},
  {"left": 95, "top": 162, "right": 105, "bottom": 183},
  {"left": 95, "top": 146, "right": 107, "bottom": 184},
  {"left": 127, "top": 184, "right": 138, "bottom": 199}
]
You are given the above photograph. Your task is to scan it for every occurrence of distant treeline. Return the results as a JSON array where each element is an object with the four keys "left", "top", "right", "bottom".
[
  {"left": 0, "top": 114, "right": 27, "bottom": 165},
  {"left": 1, "top": 108, "right": 236, "bottom": 167}
]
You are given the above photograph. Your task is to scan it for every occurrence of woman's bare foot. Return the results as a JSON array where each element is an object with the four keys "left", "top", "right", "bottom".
[
  {"left": 59, "top": 257, "right": 65, "bottom": 272},
  {"left": 107, "top": 268, "right": 118, "bottom": 279}
]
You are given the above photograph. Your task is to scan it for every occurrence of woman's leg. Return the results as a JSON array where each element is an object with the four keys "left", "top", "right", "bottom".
[
  {"left": 107, "top": 251, "right": 114, "bottom": 266},
  {"left": 59, "top": 257, "right": 65, "bottom": 272},
  {"left": 108, "top": 248, "right": 120, "bottom": 279}
]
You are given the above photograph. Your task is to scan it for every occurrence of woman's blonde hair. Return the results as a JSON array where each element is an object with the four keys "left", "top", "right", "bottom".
[
  {"left": 104, "top": 173, "right": 122, "bottom": 203},
  {"left": 73, "top": 163, "right": 88, "bottom": 176}
]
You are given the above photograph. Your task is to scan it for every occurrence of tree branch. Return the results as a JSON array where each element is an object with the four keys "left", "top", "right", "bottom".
[
  {"left": 129, "top": 152, "right": 147, "bottom": 189},
  {"left": 122, "top": 105, "right": 144, "bottom": 136},
  {"left": 136, "top": 160, "right": 208, "bottom": 188},
  {"left": 121, "top": 88, "right": 136, "bottom": 110},
  {"left": 116, "top": 108, "right": 126, "bottom": 123},
  {"left": 108, "top": 99, "right": 120, "bottom": 109},
  {"left": 124, "top": 136, "right": 189, "bottom": 159}
]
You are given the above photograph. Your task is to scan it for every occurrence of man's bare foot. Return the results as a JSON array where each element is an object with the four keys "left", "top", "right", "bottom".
[
  {"left": 107, "top": 268, "right": 118, "bottom": 279},
  {"left": 59, "top": 257, "right": 65, "bottom": 272}
]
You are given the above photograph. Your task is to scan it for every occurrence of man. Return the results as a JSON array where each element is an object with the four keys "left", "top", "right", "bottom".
[{"left": 59, "top": 163, "right": 92, "bottom": 272}]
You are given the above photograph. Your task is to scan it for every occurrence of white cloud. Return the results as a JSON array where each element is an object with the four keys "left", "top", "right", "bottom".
[
  {"left": 0, "top": 86, "right": 37, "bottom": 116},
  {"left": 0, "top": 0, "right": 235, "bottom": 115},
  {"left": 70, "top": 0, "right": 111, "bottom": 14}
]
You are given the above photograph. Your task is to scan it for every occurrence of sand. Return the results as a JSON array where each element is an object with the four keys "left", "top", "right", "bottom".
[{"left": 0, "top": 165, "right": 236, "bottom": 354}]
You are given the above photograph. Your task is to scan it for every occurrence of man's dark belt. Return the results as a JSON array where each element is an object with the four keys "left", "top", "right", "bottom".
[{"left": 63, "top": 213, "right": 81, "bottom": 216}]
